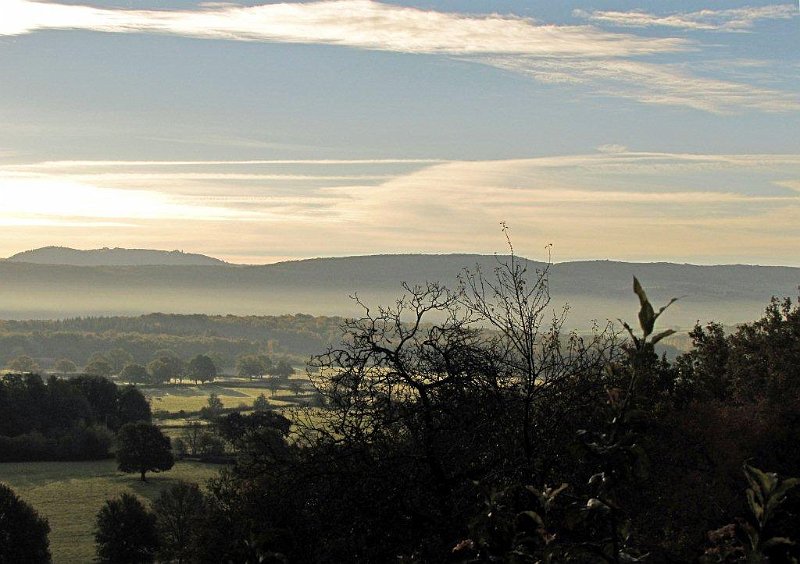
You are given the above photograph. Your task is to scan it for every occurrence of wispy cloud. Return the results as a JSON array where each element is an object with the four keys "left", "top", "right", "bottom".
[
  {"left": 478, "top": 56, "right": 800, "bottom": 113},
  {"left": 0, "top": 0, "right": 682, "bottom": 56},
  {"left": 2, "top": 0, "right": 795, "bottom": 112},
  {"left": 1, "top": 151, "right": 798, "bottom": 264},
  {"left": 574, "top": 4, "right": 798, "bottom": 32}
]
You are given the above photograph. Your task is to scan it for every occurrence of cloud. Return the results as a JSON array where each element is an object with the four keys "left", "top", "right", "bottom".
[
  {"left": 478, "top": 56, "right": 800, "bottom": 113},
  {"left": 597, "top": 144, "right": 628, "bottom": 154},
  {"left": 4, "top": 0, "right": 796, "bottom": 112},
  {"left": 574, "top": 4, "right": 798, "bottom": 32},
  {"left": 0, "top": 0, "right": 683, "bottom": 57},
  {"left": 1, "top": 151, "right": 799, "bottom": 264}
]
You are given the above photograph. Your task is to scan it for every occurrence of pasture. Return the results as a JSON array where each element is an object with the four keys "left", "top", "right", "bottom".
[
  {"left": 143, "top": 382, "right": 311, "bottom": 414},
  {"left": 0, "top": 459, "right": 221, "bottom": 564}
]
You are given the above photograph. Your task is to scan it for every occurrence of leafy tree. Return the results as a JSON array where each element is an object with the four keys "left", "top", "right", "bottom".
[
  {"left": 6, "top": 354, "right": 40, "bottom": 373},
  {"left": 253, "top": 393, "right": 270, "bottom": 412},
  {"left": 116, "top": 422, "right": 174, "bottom": 481},
  {"left": 95, "top": 493, "right": 158, "bottom": 563},
  {"left": 0, "top": 482, "right": 51, "bottom": 563},
  {"left": 86, "top": 352, "right": 109, "bottom": 365},
  {"left": 270, "top": 359, "right": 295, "bottom": 379},
  {"left": 68, "top": 375, "right": 119, "bottom": 427},
  {"left": 54, "top": 358, "right": 77, "bottom": 375},
  {"left": 148, "top": 356, "right": 184, "bottom": 385},
  {"left": 84, "top": 359, "right": 113, "bottom": 378},
  {"left": 117, "top": 385, "right": 152, "bottom": 425},
  {"left": 107, "top": 348, "right": 134, "bottom": 374},
  {"left": 236, "top": 354, "right": 265, "bottom": 380},
  {"left": 154, "top": 481, "right": 206, "bottom": 564},
  {"left": 186, "top": 354, "right": 217, "bottom": 384},
  {"left": 200, "top": 393, "right": 224, "bottom": 420},
  {"left": 120, "top": 363, "right": 149, "bottom": 385}
]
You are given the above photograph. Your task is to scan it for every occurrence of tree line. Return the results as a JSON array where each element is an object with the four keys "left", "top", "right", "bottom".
[{"left": 0, "top": 374, "right": 151, "bottom": 461}]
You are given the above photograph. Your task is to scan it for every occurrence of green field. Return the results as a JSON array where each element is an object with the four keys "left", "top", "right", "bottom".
[
  {"left": 0, "top": 459, "right": 222, "bottom": 564},
  {"left": 144, "top": 383, "right": 305, "bottom": 414}
]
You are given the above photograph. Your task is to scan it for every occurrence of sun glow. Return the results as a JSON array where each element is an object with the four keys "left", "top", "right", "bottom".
[{"left": 0, "top": 176, "right": 246, "bottom": 225}]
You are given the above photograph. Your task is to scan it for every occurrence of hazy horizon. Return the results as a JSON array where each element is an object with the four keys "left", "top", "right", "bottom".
[{"left": 6, "top": 244, "right": 800, "bottom": 269}]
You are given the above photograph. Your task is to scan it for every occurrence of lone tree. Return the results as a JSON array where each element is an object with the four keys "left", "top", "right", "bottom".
[
  {"left": 186, "top": 354, "right": 217, "bottom": 384},
  {"left": 116, "top": 422, "right": 174, "bottom": 481},
  {"left": 95, "top": 493, "right": 158, "bottom": 563},
  {"left": 0, "top": 483, "right": 51, "bottom": 563}
]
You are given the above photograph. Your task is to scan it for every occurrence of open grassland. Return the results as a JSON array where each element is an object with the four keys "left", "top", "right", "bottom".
[
  {"left": 143, "top": 383, "right": 301, "bottom": 413},
  {"left": 0, "top": 459, "right": 221, "bottom": 564}
]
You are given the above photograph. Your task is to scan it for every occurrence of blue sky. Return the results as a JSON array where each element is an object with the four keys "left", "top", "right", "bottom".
[{"left": 0, "top": 0, "right": 798, "bottom": 264}]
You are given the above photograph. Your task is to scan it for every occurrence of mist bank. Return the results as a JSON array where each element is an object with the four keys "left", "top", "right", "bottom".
[{"left": 1, "top": 254, "right": 797, "bottom": 328}]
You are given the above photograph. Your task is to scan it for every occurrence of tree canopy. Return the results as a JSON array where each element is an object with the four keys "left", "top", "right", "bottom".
[
  {"left": 116, "top": 422, "right": 174, "bottom": 481},
  {"left": 95, "top": 493, "right": 158, "bottom": 563},
  {"left": 0, "top": 482, "right": 51, "bottom": 563}
]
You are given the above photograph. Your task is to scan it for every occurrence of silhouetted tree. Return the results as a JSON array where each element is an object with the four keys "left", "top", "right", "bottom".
[
  {"left": 0, "top": 482, "right": 51, "bottom": 563},
  {"left": 117, "top": 385, "right": 152, "bottom": 425},
  {"left": 148, "top": 356, "right": 184, "bottom": 385},
  {"left": 186, "top": 354, "right": 217, "bottom": 384},
  {"left": 95, "top": 493, "right": 158, "bottom": 563},
  {"left": 116, "top": 422, "right": 174, "bottom": 481},
  {"left": 154, "top": 481, "right": 206, "bottom": 564},
  {"left": 236, "top": 354, "right": 265, "bottom": 380},
  {"left": 120, "top": 363, "right": 149, "bottom": 385}
]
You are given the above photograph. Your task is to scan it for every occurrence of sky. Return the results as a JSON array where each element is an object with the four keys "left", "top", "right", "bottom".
[{"left": 0, "top": 0, "right": 798, "bottom": 265}]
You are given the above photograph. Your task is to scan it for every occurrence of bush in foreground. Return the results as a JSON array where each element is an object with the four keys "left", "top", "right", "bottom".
[{"left": 0, "top": 482, "right": 51, "bottom": 563}]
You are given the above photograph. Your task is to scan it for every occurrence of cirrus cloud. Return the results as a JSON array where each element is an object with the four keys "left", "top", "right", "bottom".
[{"left": 1, "top": 0, "right": 797, "bottom": 113}]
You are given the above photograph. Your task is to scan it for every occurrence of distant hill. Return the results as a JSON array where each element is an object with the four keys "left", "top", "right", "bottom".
[
  {"left": 7, "top": 246, "right": 226, "bottom": 266},
  {"left": 0, "top": 253, "right": 797, "bottom": 328}
]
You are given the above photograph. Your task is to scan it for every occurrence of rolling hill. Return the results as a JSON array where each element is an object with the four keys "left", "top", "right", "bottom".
[
  {"left": 6, "top": 246, "right": 226, "bottom": 266},
  {"left": 0, "top": 253, "right": 797, "bottom": 328}
]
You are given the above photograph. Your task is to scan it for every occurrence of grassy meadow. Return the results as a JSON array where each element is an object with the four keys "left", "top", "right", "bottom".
[
  {"left": 0, "top": 377, "right": 320, "bottom": 562},
  {"left": 0, "top": 459, "right": 221, "bottom": 563}
]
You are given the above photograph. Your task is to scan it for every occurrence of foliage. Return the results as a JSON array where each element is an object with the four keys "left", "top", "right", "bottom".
[
  {"left": 54, "top": 358, "right": 77, "bottom": 374},
  {"left": 120, "top": 362, "right": 149, "bottom": 384},
  {"left": 237, "top": 354, "right": 267, "bottom": 379},
  {"left": 186, "top": 354, "right": 217, "bottom": 384},
  {"left": 94, "top": 493, "right": 158, "bottom": 563},
  {"left": 85, "top": 358, "right": 113, "bottom": 378},
  {"left": 116, "top": 422, "right": 174, "bottom": 481},
  {"left": 154, "top": 481, "right": 206, "bottom": 564},
  {"left": 2, "top": 459, "right": 219, "bottom": 563},
  {"left": 148, "top": 354, "right": 184, "bottom": 384},
  {"left": 253, "top": 393, "right": 270, "bottom": 412},
  {"left": 0, "top": 374, "right": 150, "bottom": 461},
  {"left": 0, "top": 482, "right": 51, "bottom": 563},
  {"left": 6, "top": 354, "right": 40, "bottom": 373}
]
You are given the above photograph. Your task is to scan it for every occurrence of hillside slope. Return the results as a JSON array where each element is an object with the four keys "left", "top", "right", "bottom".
[
  {"left": 0, "top": 254, "right": 797, "bottom": 327},
  {"left": 7, "top": 246, "right": 225, "bottom": 266}
]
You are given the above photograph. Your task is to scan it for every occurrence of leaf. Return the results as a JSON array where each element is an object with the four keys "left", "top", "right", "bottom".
[{"left": 633, "top": 277, "right": 655, "bottom": 337}]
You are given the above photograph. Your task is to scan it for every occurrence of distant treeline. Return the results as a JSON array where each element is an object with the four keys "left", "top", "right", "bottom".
[
  {"left": 0, "top": 313, "right": 346, "bottom": 369},
  {"left": 0, "top": 374, "right": 150, "bottom": 461}
]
